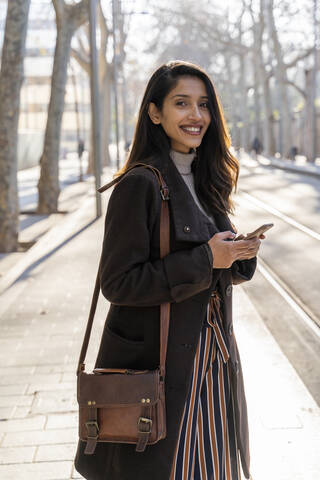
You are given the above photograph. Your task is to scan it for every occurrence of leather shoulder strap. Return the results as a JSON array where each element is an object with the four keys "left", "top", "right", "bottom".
[{"left": 77, "top": 163, "right": 171, "bottom": 378}]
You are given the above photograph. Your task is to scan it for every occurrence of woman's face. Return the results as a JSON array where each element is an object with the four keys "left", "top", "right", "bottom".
[{"left": 148, "top": 75, "right": 211, "bottom": 153}]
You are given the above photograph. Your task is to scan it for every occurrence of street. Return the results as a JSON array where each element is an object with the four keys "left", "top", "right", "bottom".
[{"left": 234, "top": 152, "right": 320, "bottom": 404}]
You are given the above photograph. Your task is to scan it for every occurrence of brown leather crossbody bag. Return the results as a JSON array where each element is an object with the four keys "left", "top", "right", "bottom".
[{"left": 76, "top": 163, "right": 171, "bottom": 455}]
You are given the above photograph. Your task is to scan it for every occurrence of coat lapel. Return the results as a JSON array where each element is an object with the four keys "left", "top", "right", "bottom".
[{"left": 149, "top": 154, "right": 227, "bottom": 244}]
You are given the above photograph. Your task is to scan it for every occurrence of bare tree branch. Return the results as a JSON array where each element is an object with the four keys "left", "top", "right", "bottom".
[{"left": 71, "top": 47, "right": 90, "bottom": 73}]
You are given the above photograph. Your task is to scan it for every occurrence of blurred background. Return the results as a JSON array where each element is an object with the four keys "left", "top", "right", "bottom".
[{"left": 0, "top": 1, "right": 319, "bottom": 479}]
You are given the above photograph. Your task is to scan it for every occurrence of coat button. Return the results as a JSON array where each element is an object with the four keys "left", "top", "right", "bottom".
[
  {"left": 229, "top": 324, "right": 233, "bottom": 335},
  {"left": 183, "top": 225, "right": 191, "bottom": 233},
  {"left": 226, "top": 284, "right": 232, "bottom": 296}
]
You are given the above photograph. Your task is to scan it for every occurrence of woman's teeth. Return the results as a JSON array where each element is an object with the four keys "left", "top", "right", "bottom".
[{"left": 180, "top": 126, "right": 201, "bottom": 135}]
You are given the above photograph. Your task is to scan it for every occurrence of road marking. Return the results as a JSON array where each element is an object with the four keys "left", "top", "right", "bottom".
[
  {"left": 257, "top": 257, "right": 320, "bottom": 339},
  {"left": 239, "top": 190, "right": 320, "bottom": 241}
]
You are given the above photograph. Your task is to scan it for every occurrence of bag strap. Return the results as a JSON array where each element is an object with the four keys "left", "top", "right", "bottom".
[{"left": 77, "top": 162, "right": 171, "bottom": 381}]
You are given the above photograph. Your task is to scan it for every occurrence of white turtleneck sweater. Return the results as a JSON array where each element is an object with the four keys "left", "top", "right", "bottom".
[{"left": 169, "top": 149, "right": 216, "bottom": 225}]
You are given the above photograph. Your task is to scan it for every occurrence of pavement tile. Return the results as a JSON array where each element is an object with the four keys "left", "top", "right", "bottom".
[
  {"left": 2, "top": 427, "right": 77, "bottom": 447},
  {"left": 0, "top": 373, "right": 62, "bottom": 386},
  {"left": 0, "top": 407, "right": 14, "bottom": 420},
  {"left": 46, "top": 413, "right": 78, "bottom": 430},
  {"left": 0, "top": 366, "right": 35, "bottom": 376},
  {"left": 61, "top": 373, "right": 76, "bottom": 383},
  {"left": 27, "top": 382, "right": 74, "bottom": 395},
  {"left": 0, "top": 395, "right": 33, "bottom": 407},
  {"left": 35, "top": 442, "right": 76, "bottom": 462},
  {"left": 0, "top": 445, "right": 36, "bottom": 464},
  {"left": 31, "top": 391, "right": 76, "bottom": 414},
  {"left": 0, "top": 460, "right": 73, "bottom": 479},
  {"left": 0, "top": 414, "right": 46, "bottom": 433},
  {"left": 34, "top": 364, "right": 75, "bottom": 374},
  {"left": 0, "top": 385, "right": 28, "bottom": 396},
  {"left": 11, "top": 406, "right": 31, "bottom": 418}
]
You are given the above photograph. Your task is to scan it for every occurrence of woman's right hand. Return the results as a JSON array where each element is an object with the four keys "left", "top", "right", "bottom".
[{"left": 208, "top": 231, "right": 261, "bottom": 269}]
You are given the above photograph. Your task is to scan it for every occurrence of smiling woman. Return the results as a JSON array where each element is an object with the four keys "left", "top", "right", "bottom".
[
  {"left": 148, "top": 76, "right": 211, "bottom": 153},
  {"left": 75, "top": 60, "right": 262, "bottom": 480}
]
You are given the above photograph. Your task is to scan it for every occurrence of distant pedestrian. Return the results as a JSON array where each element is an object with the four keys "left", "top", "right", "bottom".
[
  {"left": 78, "top": 138, "right": 85, "bottom": 158},
  {"left": 75, "top": 60, "right": 265, "bottom": 480},
  {"left": 251, "top": 136, "right": 263, "bottom": 157},
  {"left": 288, "top": 145, "right": 298, "bottom": 161}
]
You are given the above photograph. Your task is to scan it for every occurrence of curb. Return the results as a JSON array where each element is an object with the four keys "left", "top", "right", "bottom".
[{"left": 258, "top": 155, "right": 320, "bottom": 179}]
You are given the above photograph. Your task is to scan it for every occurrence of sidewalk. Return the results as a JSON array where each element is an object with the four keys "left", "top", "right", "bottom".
[
  {"left": 0, "top": 175, "right": 319, "bottom": 479},
  {"left": 239, "top": 149, "right": 320, "bottom": 178}
]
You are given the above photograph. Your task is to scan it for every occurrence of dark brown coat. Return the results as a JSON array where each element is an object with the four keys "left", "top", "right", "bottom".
[{"left": 74, "top": 154, "right": 256, "bottom": 479}]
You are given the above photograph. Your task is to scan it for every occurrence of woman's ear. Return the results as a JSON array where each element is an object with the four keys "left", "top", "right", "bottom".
[{"left": 148, "top": 102, "right": 161, "bottom": 125}]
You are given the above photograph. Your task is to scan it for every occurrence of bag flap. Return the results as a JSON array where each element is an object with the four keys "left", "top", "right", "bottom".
[{"left": 77, "top": 370, "right": 160, "bottom": 407}]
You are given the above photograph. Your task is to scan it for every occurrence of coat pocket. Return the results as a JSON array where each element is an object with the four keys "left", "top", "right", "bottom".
[{"left": 95, "top": 324, "right": 146, "bottom": 370}]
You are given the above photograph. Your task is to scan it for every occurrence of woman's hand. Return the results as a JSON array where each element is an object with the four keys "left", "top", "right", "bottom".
[{"left": 207, "top": 230, "right": 263, "bottom": 269}]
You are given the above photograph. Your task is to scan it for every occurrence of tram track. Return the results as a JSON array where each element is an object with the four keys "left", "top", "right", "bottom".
[
  {"left": 239, "top": 190, "right": 320, "bottom": 241},
  {"left": 237, "top": 189, "right": 320, "bottom": 335}
]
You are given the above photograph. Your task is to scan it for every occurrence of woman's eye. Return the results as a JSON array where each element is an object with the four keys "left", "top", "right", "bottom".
[{"left": 176, "top": 101, "right": 209, "bottom": 108}]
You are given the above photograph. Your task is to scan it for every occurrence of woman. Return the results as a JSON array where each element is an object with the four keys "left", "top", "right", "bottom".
[{"left": 75, "top": 60, "right": 264, "bottom": 480}]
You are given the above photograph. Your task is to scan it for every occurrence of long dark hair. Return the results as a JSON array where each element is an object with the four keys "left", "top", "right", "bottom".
[{"left": 117, "top": 60, "right": 239, "bottom": 215}]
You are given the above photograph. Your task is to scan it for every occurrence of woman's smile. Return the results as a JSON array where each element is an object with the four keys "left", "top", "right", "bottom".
[
  {"left": 148, "top": 76, "right": 211, "bottom": 153},
  {"left": 179, "top": 125, "right": 203, "bottom": 136}
]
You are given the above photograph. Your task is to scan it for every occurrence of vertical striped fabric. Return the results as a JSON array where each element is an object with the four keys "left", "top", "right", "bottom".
[{"left": 170, "top": 291, "right": 241, "bottom": 480}]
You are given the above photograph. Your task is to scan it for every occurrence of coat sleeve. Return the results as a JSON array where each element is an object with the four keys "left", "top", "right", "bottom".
[
  {"left": 99, "top": 172, "right": 214, "bottom": 306},
  {"left": 231, "top": 257, "right": 257, "bottom": 285}
]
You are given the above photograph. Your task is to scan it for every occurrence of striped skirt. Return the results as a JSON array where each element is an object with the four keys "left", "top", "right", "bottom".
[{"left": 170, "top": 291, "right": 241, "bottom": 480}]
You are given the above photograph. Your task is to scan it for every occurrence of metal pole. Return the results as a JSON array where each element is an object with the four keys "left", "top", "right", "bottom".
[
  {"left": 88, "top": 0, "right": 102, "bottom": 217},
  {"left": 69, "top": 61, "right": 83, "bottom": 181},
  {"left": 112, "top": 0, "right": 120, "bottom": 170}
]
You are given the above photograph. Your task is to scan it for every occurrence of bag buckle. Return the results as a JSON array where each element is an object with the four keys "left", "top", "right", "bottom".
[
  {"left": 85, "top": 420, "right": 99, "bottom": 438},
  {"left": 160, "top": 186, "right": 170, "bottom": 201},
  {"left": 138, "top": 417, "right": 152, "bottom": 433}
]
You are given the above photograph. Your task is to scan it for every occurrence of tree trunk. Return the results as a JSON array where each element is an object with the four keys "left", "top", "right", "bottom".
[
  {"left": 37, "top": 25, "right": 72, "bottom": 213},
  {"left": 266, "top": 0, "right": 292, "bottom": 157},
  {"left": 238, "top": 53, "right": 250, "bottom": 151},
  {"left": 37, "top": 0, "right": 88, "bottom": 214},
  {"left": 0, "top": 0, "right": 31, "bottom": 252},
  {"left": 257, "top": 0, "right": 275, "bottom": 155}
]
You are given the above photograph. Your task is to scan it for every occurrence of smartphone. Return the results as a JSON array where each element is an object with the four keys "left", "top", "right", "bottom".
[{"left": 234, "top": 223, "right": 274, "bottom": 241}]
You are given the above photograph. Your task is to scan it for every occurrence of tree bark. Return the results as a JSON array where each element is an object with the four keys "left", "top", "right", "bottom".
[
  {"left": 71, "top": 1, "right": 113, "bottom": 171},
  {"left": 37, "top": 0, "right": 89, "bottom": 213},
  {"left": 266, "top": 0, "right": 292, "bottom": 157},
  {"left": 0, "top": 0, "right": 31, "bottom": 252}
]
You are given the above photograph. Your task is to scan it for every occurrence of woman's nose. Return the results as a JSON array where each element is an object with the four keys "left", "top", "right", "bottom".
[{"left": 188, "top": 104, "right": 202, "bottom": 120}]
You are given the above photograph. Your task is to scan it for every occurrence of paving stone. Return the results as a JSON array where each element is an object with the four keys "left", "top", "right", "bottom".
[
  {"left": 0, "top": 445, "right": 36, "bottom": 464},
  {"left": 2, "top": 427, "right": 77, "bottom": 447},
  {"left": 35, "top": 443, "right": 76, "bottom": 462},
  {"left": 0, "top": 395, "right": 33, "bottom": 407},
  {"left": 11, "top": 406, "right": 31, "bottom": 418},
  {"left": 46, "top": 413, "right": 77, "bottom": 430},
  {"left": 0, "top": 385, "right": 28, "bottom": 396},
  {"left": 0, "top": 373, "right": 62, "bottom": 386},
  {"left": 0, "top": 407, "right": 14, "bottom": 420},
  {"left": 27, "top": 382, "right": 74, "bottom": 395},
  {"left": 61, "top": 373, "right": 76, "bottom": 383},
  {"left": 31, "top": 391, "right": 76, "bottom": 414},
  {"left": 0, "top": 414, "right": 46, "bottom": 433},
  {"left": 0, "top": 460, "right": 73, "bottom": 479},
  {"left": 0, "top": 366, "right": 35, "bottom": 376}
]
